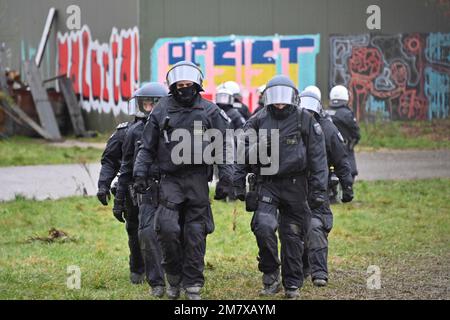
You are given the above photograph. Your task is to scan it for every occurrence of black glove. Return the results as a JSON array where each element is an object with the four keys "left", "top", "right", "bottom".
[
  {"left": 309, "top": 194, "right": 325, "bottom": 210},
  {"left": 112, "top": 197, "right": 127, "bottom": 223},
  {"left": 96, "top": 186, "right": 110, "bottom": 206},
  {"left": 133, "top": 176, "right": 148, "bottom": 194},
  {"left": 234, "top": 185, "right": 246, "bottom": 201},
  {"left": 341, "top": 185, "right": 354, "bottom": 203},
  {"left": 214, "top": 178, "right": 230, "bottom": 200}
]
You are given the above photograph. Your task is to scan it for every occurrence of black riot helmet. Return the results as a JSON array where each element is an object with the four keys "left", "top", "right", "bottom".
[
  {"left": 263, "top": 75, "right": 299, "bottom": 107},
  {"left": 129, "top": 82, "right": 169, "bottom": 118}
]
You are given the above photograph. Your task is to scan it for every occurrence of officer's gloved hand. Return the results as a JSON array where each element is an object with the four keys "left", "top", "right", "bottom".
[
  {"left": 234, "top": 185, "right": 246, "bottom": 201},
  {"left": 341, "top": 185, "right": 354, "bottom": 203},
  {"left": 112, "top": 197, "right": 127, "bottom": 223},
  {"left": 133, "top": 176, "right": 148, "bottom": 194},
  {"left": 96, "top": 186, "right": 110, "bottom": 206},
  {"left": 214, "top": 178, "right": 230, "bottom": 200},
  {"left": 309, "top": 194, "right": 325, "bottom": 210}
]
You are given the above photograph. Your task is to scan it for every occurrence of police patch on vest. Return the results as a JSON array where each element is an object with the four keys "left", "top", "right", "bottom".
[
  {"left": 285, "top": 136, "right": 298, "bottom": 145},
  {"left": 313, "top": 123, "right": 323, "bottom": 135},
  {"left": 219, "top": 109, "right": 231, "bottom": 123},
  {"left": 116, "top": 122, "right": 129, "bottom": 129}
]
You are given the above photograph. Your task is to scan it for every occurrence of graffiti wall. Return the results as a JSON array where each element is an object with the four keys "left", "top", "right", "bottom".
[
  {"left": 57, "top": 25, "right": 139, "bottom": 116},
  {"left": 330, "top": 33, "right": 450, "bottom": 121},
  {"left": 151, "top": 35, "right": 320, "bottom": 112}
]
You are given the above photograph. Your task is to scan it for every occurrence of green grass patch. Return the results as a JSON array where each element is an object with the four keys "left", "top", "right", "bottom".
[
  {"left": 358, "top": 119, "right": 450, "bottom": 150},
  {"left": 0, "top": 136, "right": 103, "bottom": 167},
  {"left": 0, "top": 179, "right": 449, "bottom": 299}
]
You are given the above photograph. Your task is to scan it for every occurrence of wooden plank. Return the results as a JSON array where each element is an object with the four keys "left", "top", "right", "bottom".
[
  {"left": 58, "top": 77, "right": 87, "bottom": 137},
  {"left": 23, "top": 60, "right": 62, "bottom": 141},
  {"left": 0, "top": 96, "right": 53, "bottom": 140}
]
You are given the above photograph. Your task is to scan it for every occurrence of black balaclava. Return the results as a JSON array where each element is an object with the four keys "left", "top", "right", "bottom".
[
  {"left": 217, "top": 103, "right": 233, "bottom": 112},
  {"left": 171, "top": 84, "right": 199, "bottom": 107},
  {"left": 269, "top": 104, "right": 295, "bottom": 120}
]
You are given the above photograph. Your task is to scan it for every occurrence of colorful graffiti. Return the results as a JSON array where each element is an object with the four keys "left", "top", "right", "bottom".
[
  {"left": 57, "top": 25, "right": 139, "bottom": 115},
  {"left": 151, "top": 35, "right": 320, "bottom": 112},
  {"left": 330, "top": 33, "right": 450, "bottom": 121}
]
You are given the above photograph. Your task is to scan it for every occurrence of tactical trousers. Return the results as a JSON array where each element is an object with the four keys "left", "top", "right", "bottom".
[
  {"left": 251, "top": 175, "right": 311, "bottom": 289},
  {"left": 347, "top": 147, "right": 358, "bottom": 180},
  {"left": 138, "top": 191, "right": 165, "bottom": 287},
  {"left": 154, "top": 168, "right": 213, "bottom": 288},
  {"left": 303, "top": 202, "right": 333, "bottom": 281},
  {"left": 125, "top": 196, "right": 145, "bottom": 274}
]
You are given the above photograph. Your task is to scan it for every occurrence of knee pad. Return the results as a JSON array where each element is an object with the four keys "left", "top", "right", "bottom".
[
  {"left": 280, "top": 223, "right": 303, "bottom": 241},
  {"left": 252, "top": 210, "right": 278, "bottom": 237}
]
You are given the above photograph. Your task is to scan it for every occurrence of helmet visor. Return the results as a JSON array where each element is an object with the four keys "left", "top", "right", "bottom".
[
  {"left": 263, "top": 86, "right": 297, "bottom": 106},
  {"left": 215, "top": 92, "right": 234, "bottom": 105},
  {"left": 166, "top": 64, "right": 203, "bottom": 87},
  {"left": 128, "top": 97, "right": 160, "bottom": 116},
  {"left": 299, "top": 95, "right": 322, "bottom": 114}
]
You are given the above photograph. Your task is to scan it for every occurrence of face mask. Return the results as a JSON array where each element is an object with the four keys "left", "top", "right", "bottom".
[
  {"left": 173, "top": 85, "right": 197, "bottom": 106},
  {"left": 217, "top": 103, "right": 232, "bottom": 112},
  {"left": 269, "top": 105, "right": 294, "bottom": 120}
]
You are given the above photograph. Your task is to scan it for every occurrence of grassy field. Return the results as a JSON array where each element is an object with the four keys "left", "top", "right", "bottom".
[
  {"left": 358, "top": 119, "right": 450, "bottom": 150},
  {"left": 0, "top": 179, "right": 449, "bottom": 300},
  {"left": 0, "top": 136, "right": 103, "bottom": 167}
]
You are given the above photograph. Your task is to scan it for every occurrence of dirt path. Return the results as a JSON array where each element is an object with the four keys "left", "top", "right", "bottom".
[{"left": 1, "top": 150, "right": 449, "bottom": 201}]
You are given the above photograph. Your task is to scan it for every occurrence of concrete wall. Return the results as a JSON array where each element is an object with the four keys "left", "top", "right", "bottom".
[
  {"left": 0, "top": 0, "right": 139, "bottom": 132},
  {"left": 1, "top": 0, "right": 449, "bottom": 132},
  {"left": 140, "top": 0, "right": 449, "bottom": 110}
]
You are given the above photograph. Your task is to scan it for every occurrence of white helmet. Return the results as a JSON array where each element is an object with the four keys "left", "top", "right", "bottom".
[
  {"left": 299, "top": 90, "right": 322, "bottom": 115},
  {"left": 215, "top": 87, "right": 234, "bottom": 105},
  {"left": 329, "top": 85, "right": 349, "bottom": 107},
  {"left": 303, "top": 85, "right": 321, "bottom": 101},
  {"left": 223, "top": 81, "right": 241, "bottom": 96},
  {"left": 257, "top": 84, "right": 266, "bottom": 95}
]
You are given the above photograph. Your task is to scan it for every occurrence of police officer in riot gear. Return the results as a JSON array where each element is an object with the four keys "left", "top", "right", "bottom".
[
  {"left": 223, "top": 81, "right": 252, "bottom": 120},
  {"left": 299, "top": 88, "right": 354, "bottom": 287},
  {"left": 133, "top": 61, "right": 233, "bottom": 300},
  {"left": 327, "top": 85, "right": 360, "bottom": 182},
  {"left": 252, "top": 84, "right": 266, "bottom": 115},
  {"left": 96, "top": 112, "right": 145, "bottom": 285},
  {"left": 214, "top": 87, "right": 245, "bottom": 201},
  {"left": 115, "top": 82, "right": 168, "bottom": 297},
  {"left": 234, "top": 75, "right": 328, "bottom": 299}
]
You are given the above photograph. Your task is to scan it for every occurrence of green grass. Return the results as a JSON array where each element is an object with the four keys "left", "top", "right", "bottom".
[
  {"left": 0, "top": 136, "right": 103, "bottom": 167},
  {"left": 358, "top": 119, "right": 450, "bottom": 150},
  {"left": 0, "top": 179, "right": 449, "bottom": 300}
]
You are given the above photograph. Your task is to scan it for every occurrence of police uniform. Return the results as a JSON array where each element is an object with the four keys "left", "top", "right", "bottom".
[
  {"left": 327, "top": 104, "right": 360, "bottom": 179},
  {"left": 303, "top": 114, "right": 353, "bottom": 282},
  {"left": 214, "top": 103, "right": 245, "bottom": 201},
  {"left": 117, "top": 118, "right": 165, "bottom": 289},
  {"left": 233, "top": 101, "right": 252, "bottom": 120},
  {"left": 98, "top": 121, "right": 145, "bottom": 277},
  {"left": 234, "top": 106, "right": 328, "bottom": 292},
  {"left": 133, "top": 95, "right": 233, "bottom": 291}
]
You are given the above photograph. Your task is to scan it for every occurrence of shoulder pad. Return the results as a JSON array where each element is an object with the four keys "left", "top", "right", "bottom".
[
  {"left": 116, "top": 122, "right": 129, "bottom": 129},
  {"left": 313, "top": 122, "right": 323, "bottom": 136},
  {"left": 233, "top": 102, "right": 242, "bottom": 109},
  {"left": 219, "top": 109, "right": 231, "bottom": 123}
]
